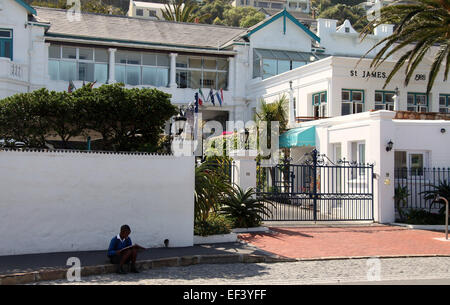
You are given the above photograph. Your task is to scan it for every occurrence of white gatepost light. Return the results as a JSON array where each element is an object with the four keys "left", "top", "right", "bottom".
[
  {"left": 393, "top": 87, "right": 399, "bottom": 111},
  {"left": 288, "top": 80, "right": 295, "bottom": 127}
]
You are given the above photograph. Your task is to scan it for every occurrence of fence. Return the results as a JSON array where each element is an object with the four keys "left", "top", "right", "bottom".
[
  {"left": 394, "top": 167, "right": 450, "bottom": 213},
  {"left": 257, "top": 150, "right": 374, "bottom": 221}
]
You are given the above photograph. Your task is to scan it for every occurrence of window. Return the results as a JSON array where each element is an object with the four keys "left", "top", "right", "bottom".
[
  {"left": 288, "top": 2, "right": 297, "bottom": 9},
  {"left": 271, "top": 3, "right": 283, "bottom": 9},
  {"left": 395, "top": 151, "right": 427, "bottom": 178},
  {"left": 176, "top": 56, "right": 228, "bottom": 90},
  {"left": 375, "top": 90, "right": 395, "bottom": 110},
  {"left": 256, "top": 1, "right": 269, "bottom": 7},
  {"left": 253, "top": 48, "right": 317, "bottom": 79},
  {"left": 149, "top": 10, "right": 157, "bottom": 17},
  {"left": 115, "top": 51, "right": 169, "bottom": 87},
  {"left": 0, "top": 29, "right": 13, "bottom": 60},
  {"left": 136, "top": 9, "right": 143, "bottom": 16},
  {"left": 48, "top": 45, "right": 108, "bottom": 83},
  {"left": 341, "top": 89, "right": 364, "bottom": 115},
  {"left": 439, "top": 94, "right": 450, "bottom": 113},
  {"left": 312, "top": 91, "right": 327, "bottom": 117},
  {"left": 407, "top": 92, "right": 428, "bottom": 112},
  {"left": 351, "top": 141, "right": 366, "bottom": 177}
]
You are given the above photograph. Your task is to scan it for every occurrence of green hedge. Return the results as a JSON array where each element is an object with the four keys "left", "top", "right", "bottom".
[{"left": 0, "top": 83, "right": 177, "bottom": 151}]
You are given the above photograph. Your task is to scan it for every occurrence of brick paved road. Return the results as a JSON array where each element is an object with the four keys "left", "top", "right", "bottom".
[
  {"left": 239, "top": 226, "right": 450, "bottom": 258},
  {"left": 36, "top": 256, "right": 450, "bottom": 285}
]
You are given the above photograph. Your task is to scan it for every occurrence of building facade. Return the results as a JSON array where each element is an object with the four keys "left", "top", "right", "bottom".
[
  {"left": 1, "top": 1, "right": 448, "bottom": 154},
  {"left": 232, "top": 0, "right": 311, "bottom": 14}
]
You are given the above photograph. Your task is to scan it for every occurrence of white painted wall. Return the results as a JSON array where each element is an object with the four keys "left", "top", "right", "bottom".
[
  {"left": 0, "top": 151, "right": 195, "bottom": 256},
  {"left": 300, "top": 111, "right": 450, "bottom": 223}
]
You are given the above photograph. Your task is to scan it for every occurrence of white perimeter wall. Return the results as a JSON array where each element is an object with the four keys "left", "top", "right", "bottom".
[{"left": 0, "top": 151, "right": 194, "bottom": 256}]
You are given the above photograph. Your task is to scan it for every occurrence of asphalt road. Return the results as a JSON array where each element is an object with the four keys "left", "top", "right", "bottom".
[{"left": 36, "top": 256, "right": 450, "bottom": 285}]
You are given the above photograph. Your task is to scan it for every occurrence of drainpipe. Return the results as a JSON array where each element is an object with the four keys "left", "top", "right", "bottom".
[
  {"left": 27, "top": 23, "right": 32, "bottom": 93},
  {"left": 288, "top": 80, "right": 295, "bottom": 127}
]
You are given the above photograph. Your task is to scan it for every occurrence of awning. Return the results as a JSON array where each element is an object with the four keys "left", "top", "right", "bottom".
[{"left": 279, "top": 126, "right": 316, "bottom": 148}]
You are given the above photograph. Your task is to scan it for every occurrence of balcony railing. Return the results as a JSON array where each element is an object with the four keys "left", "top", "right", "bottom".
[
  {"left": 295, "top": 116, "right": 328, "bottom": 123},
  {"left": 0, "top": 57, "right": 27, "bottom": 83}
]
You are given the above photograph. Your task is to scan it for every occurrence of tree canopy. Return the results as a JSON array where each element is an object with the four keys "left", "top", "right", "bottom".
[
  {"left": 360, "top": 0, "right": 450, "bottom": 94},
  {"left": 0, "top": 84, "right": 177, "bottom": 151},
  {"left": 318, "top": 3, "right": 368, "bottom": 30}
]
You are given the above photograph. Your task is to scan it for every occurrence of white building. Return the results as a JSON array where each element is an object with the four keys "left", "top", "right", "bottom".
[
  {"left": 232, "top": 0, "right": 311, "bottom": 14},
  {"left": 1, "top": 1, "right": 448, "bottom": 130},
  {"left": 1, "top": 0, "right": 449, "bottom": 223},
  {"left": 127, "top": 0, "right": 182, "bottom": 20}
]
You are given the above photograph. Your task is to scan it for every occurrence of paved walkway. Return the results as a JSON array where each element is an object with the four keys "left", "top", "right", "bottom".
[
  {"left": 239, "top": 225, "right": 450, "bottom": 259},
  {"left": 0, "top": 243, "right": 268, "bottom": 275},
  {"left": 35, "top": 256, "right": 450, "bottom": 285}
]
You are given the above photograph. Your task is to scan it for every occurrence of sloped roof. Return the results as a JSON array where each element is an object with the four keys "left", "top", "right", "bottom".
[
  {"left": 35, "top": 7, "right": 245, "bottom": 51},
  {"left": 243, "top": 9, "right": 319, "bottom": 42},
  {"left": 14, "top": 0, "right": 36, "bottom": 15}
]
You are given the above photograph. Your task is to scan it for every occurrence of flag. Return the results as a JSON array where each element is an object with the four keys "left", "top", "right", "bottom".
[
  {"left": 89, "top": 80, "right": 97, "bottom": 89},
  {"left": 199, "top": 88, "right": 206, "bottom": 102},
  {"left": 220, "top": 88, "right": 224, "bottom": 104},
  {"left": 194, "top": 93, "right": 199, "bottom": 113},
  {"left": 215, "top": 92, "right": 222, "bottom": 107},
  {"left": 209, "top": 89, "right": 215, "bottom": 106},
  {"left": 68, "top": 80, "right": 75, "bottom": 93}
]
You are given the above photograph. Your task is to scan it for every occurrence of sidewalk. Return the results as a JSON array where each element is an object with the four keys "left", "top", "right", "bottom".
[
  {"left": 0, "top": 242, "right": 288, "bottom": 284},
  {"left": 239, "top": 225, "right": 450, "bottom": 259}
]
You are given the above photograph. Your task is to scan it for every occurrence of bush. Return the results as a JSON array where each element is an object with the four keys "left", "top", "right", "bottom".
[
  {"left": 194, "top": 214, "right": 232, "bottom": 236},
  {"left": 0, "top": 84, "right": 178, "bottom": 151},
  {"left": 220, "top": 186, "right": 273, "bottom": 228},
  {"left": 404, "top": 209, "right": 447, "bottom": 225}
]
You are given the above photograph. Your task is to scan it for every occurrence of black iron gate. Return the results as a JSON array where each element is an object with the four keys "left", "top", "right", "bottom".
[{"left": 257, "top": 150, "right": 374, "bottom": 221}]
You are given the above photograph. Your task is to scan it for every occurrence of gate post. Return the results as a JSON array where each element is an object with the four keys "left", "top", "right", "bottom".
[
  {"left": 230, "top": 150, "right": 257, "bottom": 192},
  {"left": 312, "top": 149, "right": 318, "bottom": 221}
]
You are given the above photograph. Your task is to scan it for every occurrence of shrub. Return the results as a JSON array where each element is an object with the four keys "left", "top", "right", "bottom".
[
  {"left": 220, "top": 186, "right": 273, "bottom": 228},
  {"left": 420, "top": 180, "right": 450, "bottom": 215},
  {"left": 194, "top": 214, "right": 232, "bottom": 236},
  {"left": 404, "top": 209, "right": 446, "bottom": 225}
]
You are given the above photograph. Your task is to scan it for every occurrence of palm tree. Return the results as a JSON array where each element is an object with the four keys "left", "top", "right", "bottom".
[
  {"left": 161, "top": 0, "right": 210, "bottom": 23},
  {"left": 255, "top": 95, "right": 289, "bottom": 191},
  {"left": 360, "top": 0, "right": 450, "bottom": 94},
  {"left": 220, "top": 186, "right": 273, "bottom": 228}
]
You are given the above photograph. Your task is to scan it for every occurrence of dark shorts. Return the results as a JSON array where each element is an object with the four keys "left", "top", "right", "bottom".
[{"left": 108, "top": 253, "right": 132, "bottom": 264}]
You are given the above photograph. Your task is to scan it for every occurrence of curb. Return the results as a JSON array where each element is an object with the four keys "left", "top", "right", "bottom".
[
  {"left": 390, "top": 223, "right": 448, "bottom": 231},
  {"left": 0, "top": 253, "right": 293, "bottom": 285}
]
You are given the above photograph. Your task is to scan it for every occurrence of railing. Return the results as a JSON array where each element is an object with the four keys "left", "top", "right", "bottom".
[
  {"left": 295, "top": 116, "right": 329, "bottom": 123},
  {"left": 394, "top": 167, "right": 450, "bottom": 212},
  {"left": 0, "top": 57, "right": 27, "bottom": 82}
]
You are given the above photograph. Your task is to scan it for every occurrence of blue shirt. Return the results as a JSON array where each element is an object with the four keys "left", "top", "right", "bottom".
[{"left": 107, "top": 235, "right": 132, "bottom": 257}]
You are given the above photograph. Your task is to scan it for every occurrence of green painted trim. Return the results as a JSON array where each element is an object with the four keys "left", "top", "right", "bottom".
[
  {"left": 342, "top": 89, "right": 365, "bottom": 104},
  {"left": 0, "top": 28, "right": 13, "bottom": 61},
  {"left": 439, "top": 94, "right": 450, "bottom": 107},
  {"left": 45, "top": 33, "right": 235, "bottom": 53},
  {"left": 375, "top": 90, "right": 395, "bottom": 104},
  {"left": 244, "top": 10, "right": 320, "bottom": 43},
  {"left": 312, "top": 91, "right": 327, "bottom": 105},
  {"left": 27, "top": 22, "right": 51, "bottom": 28},
  {"left": 14, "top": 0, "right": 37, "bottom": 15},
  {"left": 407, "top": 92, "right": 429, "bottom": 106}
]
